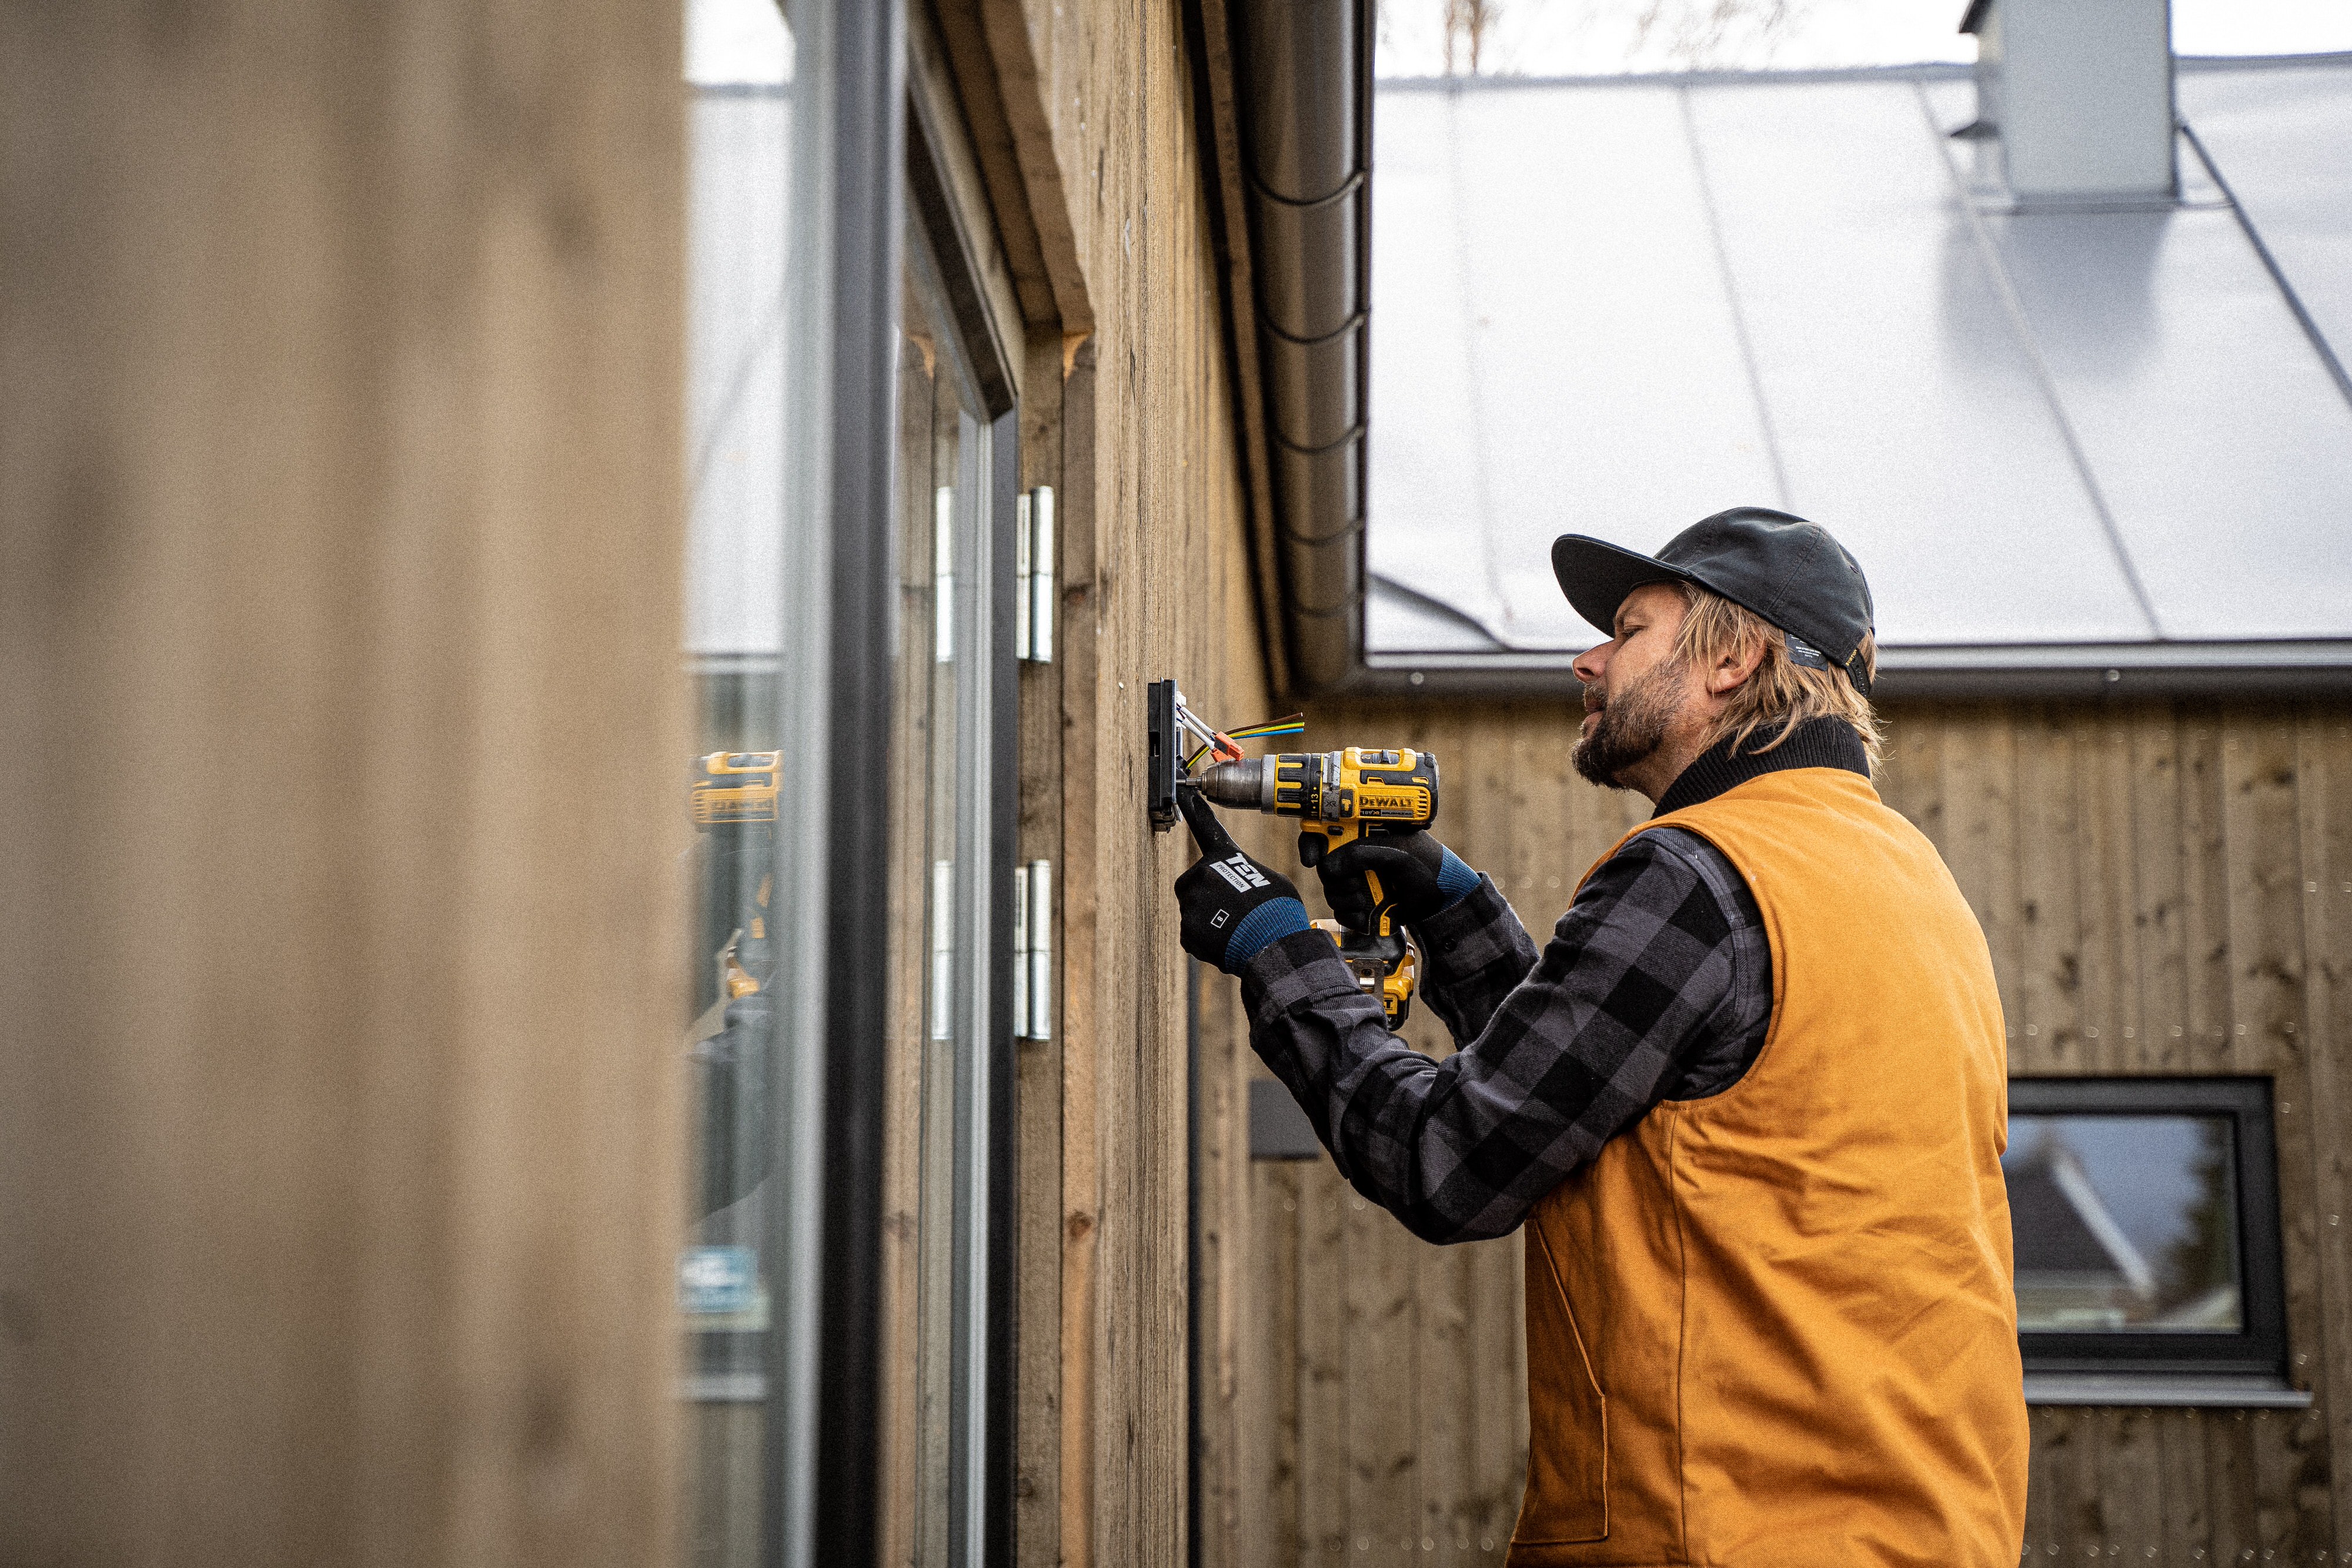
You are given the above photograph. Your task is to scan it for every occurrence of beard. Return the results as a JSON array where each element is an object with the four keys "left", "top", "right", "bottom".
[{"left": 1573, "top": 659, "right": 1685, "bottom": 789}]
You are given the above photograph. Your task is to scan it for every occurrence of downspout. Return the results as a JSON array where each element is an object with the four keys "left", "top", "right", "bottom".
[{"left": 1229, "top": 0, "right": 1373, "bottom": 696}]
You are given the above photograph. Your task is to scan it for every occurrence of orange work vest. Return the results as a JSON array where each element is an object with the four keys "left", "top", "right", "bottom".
[{"left": 1509, "top": 768, "right": 2028, "bottom": 1567}]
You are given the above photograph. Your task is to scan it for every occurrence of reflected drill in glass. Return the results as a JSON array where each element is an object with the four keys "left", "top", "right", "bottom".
[{"left": 679, "top": 0, "right": 797, "bottom": 1561}]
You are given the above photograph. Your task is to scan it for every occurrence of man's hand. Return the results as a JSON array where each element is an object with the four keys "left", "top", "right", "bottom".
[
  {"left": 1317, "top": 829, "right": 1482, "bottom": 933},
  {"left": 1174, "top": 785, "right": 1309, "bottom": 974}
]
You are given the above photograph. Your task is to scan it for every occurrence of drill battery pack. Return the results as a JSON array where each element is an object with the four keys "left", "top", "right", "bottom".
[{"left": 1312, "top": 919, "right": 1418, "bottom": 1031}]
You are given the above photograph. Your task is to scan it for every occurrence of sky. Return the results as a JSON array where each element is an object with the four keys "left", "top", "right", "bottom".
[{"left": 1374, "top": 0, "right": 2352, "bottom": 78}]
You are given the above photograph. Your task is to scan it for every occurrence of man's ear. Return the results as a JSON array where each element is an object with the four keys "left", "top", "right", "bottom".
[{"left": 1708, "top": 632, "right": 1769, "bottom": 696}]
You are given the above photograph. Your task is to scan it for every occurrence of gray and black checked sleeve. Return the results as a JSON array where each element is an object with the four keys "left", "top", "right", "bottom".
[
  {"left": 1413, "top": 878, "right": 1543, "bottom": 1045},
  {"left": 1237, "top": 827, "right": 1770, "bottom": 1244}
]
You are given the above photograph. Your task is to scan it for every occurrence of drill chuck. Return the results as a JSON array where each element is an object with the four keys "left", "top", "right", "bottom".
[{"left": 1194, "top": 757, "right": 1279, "bottom": 812}]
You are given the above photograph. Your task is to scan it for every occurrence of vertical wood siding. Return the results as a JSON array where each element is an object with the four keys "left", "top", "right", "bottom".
[
  {"left": 0, "top": 4, "right": 689, "bottom": 1563},
  {"left": 1231, "top": 700, "right": 2352, "bottom": 1567},
  {"left": 921, "top": 3, "right": 1278, "bottom": 1564},
  {"left": 1040, "top": 4, "right": 1273, "bottom": 1551}
]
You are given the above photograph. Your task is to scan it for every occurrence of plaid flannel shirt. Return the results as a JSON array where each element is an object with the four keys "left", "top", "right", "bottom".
[{"left": 1236, "top": 721, "right": 1868, "bottom": 1244}]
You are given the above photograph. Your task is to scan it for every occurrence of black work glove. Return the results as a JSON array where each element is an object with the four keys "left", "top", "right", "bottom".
[
  {"left": 1174, "top": 785, "right": 1309, "bottom": 974},
  {"left": 1316, "top": 829, "right": 1482, "bottom": 934}
]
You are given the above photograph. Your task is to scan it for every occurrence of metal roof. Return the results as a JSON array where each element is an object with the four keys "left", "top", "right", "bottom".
[
  {"left": 1365, "top": 57, "right": 2352, "bottom": 690},
  {"left": 684, "top": 86, "right": 791, "bottom": 657}
]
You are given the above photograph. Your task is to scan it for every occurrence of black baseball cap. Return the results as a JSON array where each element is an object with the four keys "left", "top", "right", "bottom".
[{"left": 1551, "top": 507, "right": 1877, "bottom": 694}]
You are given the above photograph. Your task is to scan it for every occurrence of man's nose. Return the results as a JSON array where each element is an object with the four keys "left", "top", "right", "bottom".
[{"left": 1572, "top": 641, "right": 1609, "bottom": 684}]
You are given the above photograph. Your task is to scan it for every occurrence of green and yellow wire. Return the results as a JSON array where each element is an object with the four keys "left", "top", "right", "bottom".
[{"left": 1185, "top": 713, "right": 1305, "bottom": 771}]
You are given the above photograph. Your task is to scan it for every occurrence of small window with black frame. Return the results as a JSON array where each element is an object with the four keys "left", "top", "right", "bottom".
[{"left": 2006, "top": 1078, "right": 2292, "bottom": 1399}]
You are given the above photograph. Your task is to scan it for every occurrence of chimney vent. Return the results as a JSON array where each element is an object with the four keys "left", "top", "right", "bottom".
[{"left": 1962, "top": 0, "right": 2177, "bottom": 206}]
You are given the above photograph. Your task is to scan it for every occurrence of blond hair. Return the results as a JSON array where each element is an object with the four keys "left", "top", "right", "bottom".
[{"left": 1672, "top": 583, "right": 1884, "bottom": 772}]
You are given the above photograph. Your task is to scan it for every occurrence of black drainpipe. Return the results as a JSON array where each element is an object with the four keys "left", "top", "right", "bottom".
[{"left": 1231, "top": 0, "right": 1373, "bottom": 696}]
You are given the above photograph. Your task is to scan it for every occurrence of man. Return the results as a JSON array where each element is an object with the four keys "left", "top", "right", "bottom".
[{"left": 1174, "top": 508, "right": 2027, "bottom": 1566}]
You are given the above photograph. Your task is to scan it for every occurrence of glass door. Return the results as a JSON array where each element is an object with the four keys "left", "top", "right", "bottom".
[
  {"left": 677, "top": 1, "right": 1016, "bottom": 1559},
  {"left": 678, "top": 1, "right": 897, "bottom": 1564},
  {"left": 886, "top": 134, "right": 1021, "bottom": 1568},
  {"left": 679, "top": 3, "right": 798, "bottom": 1563}
]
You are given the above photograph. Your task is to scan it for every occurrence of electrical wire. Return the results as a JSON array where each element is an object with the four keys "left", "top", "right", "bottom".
[{"left": 1183, "top": 712, "right": 1305, "bottom": 771}]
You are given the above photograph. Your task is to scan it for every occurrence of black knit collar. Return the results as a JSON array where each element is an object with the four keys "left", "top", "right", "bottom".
[{"left": 1651, "top": 716, "right": 1870, "bottom": 818}]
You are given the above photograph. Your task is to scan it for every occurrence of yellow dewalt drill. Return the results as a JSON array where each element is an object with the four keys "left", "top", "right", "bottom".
[
  {"left": 687, "top": 750, "right": 784, "bottom": 1221},
  {"left": 691, "top": 750, "right": 782, "bottom": 1001},
  {"left": 1194, "top": 747, "right": 1439, "bottom": 1029}
]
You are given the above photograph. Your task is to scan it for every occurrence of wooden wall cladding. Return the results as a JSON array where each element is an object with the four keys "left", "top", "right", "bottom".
[
  {"left": 1034, "top": 66, "right": 1272, "bottom": 1568},
  {"left": 1228, "top": 700, "right": 2352, "bottom": 1568},
  {"left": 0, "top": 4, "right": 690, "bottom": 1564},
  {"left": 926, "top": 3, "right": 1279, "bottom": 1565}
]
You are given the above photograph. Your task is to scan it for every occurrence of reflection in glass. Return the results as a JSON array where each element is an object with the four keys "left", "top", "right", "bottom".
[
  {"left": 883, "top": 245, "right": 999, "bottom": 1565},
  {"left": 903, "top": 270, "right": 967, "bottom": 1565},
  {"left": 680, "top": 0, "right": 796, "bottom": 1562},
  {"left": 2003, "top": 1114, "right": 2241, "bottom": 1333}
]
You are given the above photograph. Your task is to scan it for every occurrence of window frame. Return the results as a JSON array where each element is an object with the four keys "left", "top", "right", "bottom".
[
  {"left": 899, "top": 59, "right": 1023, "bottom": 1568},
  {"left": 733, "top": 3, "right": 1024, "bottom": 1562},
  {"left": 777, "top": 0, "right": 908, "bottom": 1563},
  {"left": 2008, "top": 1076, "right": 2288, "bottom": 1385}
]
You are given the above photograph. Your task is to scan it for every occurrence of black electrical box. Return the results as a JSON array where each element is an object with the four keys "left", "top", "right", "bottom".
[{"left": 1146, "top": 678, "right": 1179, "bottom": 831}]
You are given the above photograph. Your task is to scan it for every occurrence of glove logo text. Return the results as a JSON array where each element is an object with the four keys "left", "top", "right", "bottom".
[{"left": 1211, "top": 853, "right": 1269, "bottom": 893}]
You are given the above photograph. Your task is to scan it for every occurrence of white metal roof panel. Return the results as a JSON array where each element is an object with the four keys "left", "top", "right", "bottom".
[
  {"left": 1982, "top": 193, "right": 2352, "bottom": 641},
  {"left": 684, "top": 89, "right": 791, "bottom": 656},
  {"left": 2178, "top": 60, "right": 2352, "bottom": 378},
  {"left": 1369, "top": 85, "right": 1779, "bottom": 648},
  {"left": 1363, "top": 89, "right": 1505, "bottom": 641},
  {"left": 1685, "top": 78, "right": 2154, "bottom": 646},
  {"left": 1366, "top": 64, "right": 2352, "bottom": 667},
  {"left": 1367, "top": 576, "right": 1506, "bottom": 652}
]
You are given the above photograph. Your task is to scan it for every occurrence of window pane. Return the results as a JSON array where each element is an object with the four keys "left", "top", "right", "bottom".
[
  {"left": 888, "top": 239, "right": 1003, "bottom": 1566},
  {"left": 906, "top": 270, "right": 968, "bottom": 1562},
  {"left": 2004, "top": 1114, "right": 2242, "bottom": 1334},
  {"left": 680, "top": 1, "right": 798, "bottom": 1563}
]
